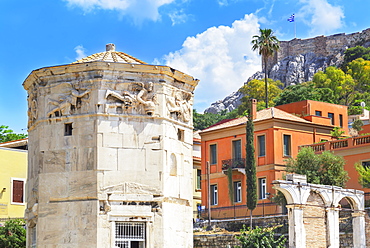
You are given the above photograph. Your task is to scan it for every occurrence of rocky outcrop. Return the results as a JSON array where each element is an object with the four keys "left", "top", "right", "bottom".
[
  {"left": 204, "top": 91, "right": 243, "bottom": 114},
  {"left": 205, "top": 52, "right": 344, "bottom": 114},
  {"left": 205, "top": 28, "right": 370, "bottom": 114}
]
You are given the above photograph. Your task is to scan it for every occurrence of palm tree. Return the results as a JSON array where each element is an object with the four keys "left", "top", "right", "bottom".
[{"left": 251, "top": 29, "right": 280, "bottom": 108}]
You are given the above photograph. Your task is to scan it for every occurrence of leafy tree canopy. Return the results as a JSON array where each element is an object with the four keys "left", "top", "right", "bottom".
[
  {"left": 193, "top": 109, "right": 238, "bottom": 131},
  {"left": 286, "top": 146, "right": 349, "bottom": 187},
  {"left": 355, "top": 163, "right": 370, "bottom": 188},
  {"left": 236, "top": 225, "right": 286, "bottom": 248},
  {"left": 274, "top": 82, "right": 336, "bottom": 106},
  {"left": 0, "top": 125, "right": 27, "bottom": 143},
  {"left": 0, "top": 219, "right": 26, "bottom": 248},
  {"left": 238, "top": 79, "right": 283, "bottom": 115},
  {"left": 343, "top": 46, "right": 370, "bottom": 68}
]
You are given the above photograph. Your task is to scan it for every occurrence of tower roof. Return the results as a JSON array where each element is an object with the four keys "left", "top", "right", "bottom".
[{"left": 72, "top": 43, "right": 147, "bottom": 64}]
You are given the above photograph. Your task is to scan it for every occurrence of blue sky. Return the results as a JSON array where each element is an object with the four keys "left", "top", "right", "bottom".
[{"left": 1, "top": 0, "right": 369, "bottom": 134}]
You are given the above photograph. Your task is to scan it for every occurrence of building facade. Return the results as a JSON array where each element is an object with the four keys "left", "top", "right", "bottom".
[
  {"left": 0, "top": 139, "right": 28, "bottom": 223},
  {"left": 200, "top": 100, "right": 349, "bottom": 219},
  {"left": 23, "top": 44, "right": 198, "bottom": 247}
]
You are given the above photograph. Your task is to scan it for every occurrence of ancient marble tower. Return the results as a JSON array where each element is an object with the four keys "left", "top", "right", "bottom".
[{"left": 23, "top": 44, "right": 198, "bottom": 248}]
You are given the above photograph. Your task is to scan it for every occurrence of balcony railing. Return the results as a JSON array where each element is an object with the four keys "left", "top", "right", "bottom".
[
  {"left": 222, "top": 158, "right": 245, "bottom": 170},
  {"left": 303, "top": 134, "right": 370, "bottom": 152}
]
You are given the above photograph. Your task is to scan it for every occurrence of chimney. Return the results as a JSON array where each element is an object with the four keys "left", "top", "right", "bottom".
[{"left": 250, "top": 99, "right": 257, "bottom": 120}]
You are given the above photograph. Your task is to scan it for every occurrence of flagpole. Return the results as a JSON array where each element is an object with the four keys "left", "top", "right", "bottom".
[{"left": 294, "top": 20, "right": 296, "bottom": 38}]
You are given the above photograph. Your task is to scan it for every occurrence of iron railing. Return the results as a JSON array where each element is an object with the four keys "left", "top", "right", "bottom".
[{"left": 222, "top": 158, "right": 246, "bottom": 170}]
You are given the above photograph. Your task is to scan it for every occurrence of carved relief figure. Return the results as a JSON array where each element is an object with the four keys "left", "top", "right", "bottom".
[
  {"left": 47, "top": 86, "right": 90, "bottom": 117},
  {"left": 27, "top": 88, "right": 38, "bottom": 127},
  {"left": 133, "top": 82, "right": 156, "bottom": 115},
  {"left": 104, "top": 81, "right": 157, "bottom": 115},
  {"left": 167, "top": 90, "right": 192, "bottom": 122}
]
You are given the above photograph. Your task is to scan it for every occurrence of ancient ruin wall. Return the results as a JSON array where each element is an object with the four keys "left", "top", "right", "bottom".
[{"left": 269, "top": 28, "right": 370, "bottom": 70}]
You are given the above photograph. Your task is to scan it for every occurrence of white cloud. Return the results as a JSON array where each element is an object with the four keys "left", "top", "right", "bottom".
[
  {"left": 217, "top": 0, "right": 228, "bottom": 6},
  {"left": 298, "top": 0, "right": 344, "bottom": 36},
  {"left": 168, "top": 9, "right": 188, "bottom": 26},
  {"left": 162, "top": 14, "right": 261, "bottom": 111},
  {"left": 74, "top": 45, "right": 87, "bottom": 60},
  {"left": 64, "top": 0, "right": 174, "bottom": 24}
]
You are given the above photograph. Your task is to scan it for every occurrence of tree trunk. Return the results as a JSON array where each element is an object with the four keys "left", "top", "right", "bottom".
[
  {"left": 264, "top": 56, "right": 268, "bottom": 108},
  {"left": 249, "top": 210, "right": 253, "bottom": 229}
]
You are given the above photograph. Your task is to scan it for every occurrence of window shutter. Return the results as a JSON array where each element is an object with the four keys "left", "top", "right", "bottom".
[{"left": 13, "top": 180, "right": 24, "bottom": 203}]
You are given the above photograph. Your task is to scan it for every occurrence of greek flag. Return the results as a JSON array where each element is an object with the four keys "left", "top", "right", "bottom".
[{"left": 287, "top": 14, "right": 295, "bottom": 22}]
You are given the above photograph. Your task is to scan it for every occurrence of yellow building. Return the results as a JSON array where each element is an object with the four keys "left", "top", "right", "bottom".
[
  {"left": 0, "top": 138, "right": 28, "bottom": 224},
  {"left": 193, "top": 131, "right": 201, "bottom": 221}
]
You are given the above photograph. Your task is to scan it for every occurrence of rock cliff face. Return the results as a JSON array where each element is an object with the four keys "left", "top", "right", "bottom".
[
  {"left": 205, "top": 28, "right": 370, "bottom": 114},
  {"left": 204, "top": 52, "right": 344, "bottom": 114}
]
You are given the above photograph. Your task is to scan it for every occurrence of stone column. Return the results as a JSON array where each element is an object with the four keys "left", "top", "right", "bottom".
[
  {"left": 286, "top": 204, "right": 306, "bottom": 248},
  {"left": 326, "top": 207, "right": 340, "bottom": 248},
  {"left": 352, "top": 212, "right": 366, "bottom": 248}
]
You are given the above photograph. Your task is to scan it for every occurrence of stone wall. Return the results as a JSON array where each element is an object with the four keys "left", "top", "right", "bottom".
[
  {"left": 304, "top": 192, "right": 327, "bottom": 247},
  {"left": 193, "top": 234, "right": 239, "bottom": 248},
  {"left": 268, "top": 28, "right": 370, "bottom": 71}
]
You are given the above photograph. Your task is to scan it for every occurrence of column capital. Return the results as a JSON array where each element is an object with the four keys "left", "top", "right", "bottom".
[
  {"left": 286, "top": 204, "right": 305, "bottom": 210},
  {"left": 352, "top": 211, "right": 366, "bottom": 217}
]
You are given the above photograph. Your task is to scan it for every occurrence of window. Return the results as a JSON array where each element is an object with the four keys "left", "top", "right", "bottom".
[
  {"left": 177, "top": 129, "right": 184, "bottom": 141},
  {"left": 283, "top": 134, "right": 291, "bottom": 157},
  {"left": 64, "top": 123, "right": 73, "bottom": 136},
  {"left": 210, "top": 144, "right": 217, "bottom": 165},
  {"left": 11, "top": 178, "right": 25, "bottom": 204},
  {"left": 115, "top": 222, "right": 145, "bottom": 248},
  {"left": 258, "top": 135, "right": 266, "bottom": 157},
  {"left": 362, "top": 161, "right": 370, "bottom": 168},
  {"left": 258, "top": 178, "right": 267, "bottom": 200},
  {"left": 339, "top": 114, "right": 343, "bottom": 128},
  {"left": 328, "top": 113, "right": 334, "bottom": 125},
  {"left": 232, "top": 140, "right": 241, "bottom": 160},
  {"left": 233, "top": 181, "right": 242, "bottom": 203},
  {"left": 196, "top": 169, "right": 201, "bottom": 190},
  {"left": 210, "top": 185, "right": 218, "bottom": 205},
  {"left": 315, "top": 110, "right": 322, "bottom": 116}
]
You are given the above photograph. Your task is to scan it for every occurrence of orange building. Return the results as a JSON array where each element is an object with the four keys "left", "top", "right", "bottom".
[
  {"left": 306, "top": 125, "right": 370, "bottom": 192},
  {"left": 200, "top": 100, "right": 350, "bottom": 219}
]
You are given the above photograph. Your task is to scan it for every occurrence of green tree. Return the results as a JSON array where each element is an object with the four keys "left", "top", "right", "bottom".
[
  {"left": 245, "top": 102, "right": 257, "bottom": 228},
  {"left": 352, "top": 119, "right": 364, "bottom": 132},
  {"left": 330, "top": 126, "right": 345, "bottom": 139},
  {"left": 193, "top": 109, "right": 239, "bottom": 131},
  {"left": 0, "top": 126, "right": 27, "bottom": 143},
  {"left": 238, "top": 79, "right": 283, "bottom": 114},
  {"left": 251, "top": 28, "right": 280, "bottom": 108},
  {"left": 286, "top": 147, "right": 348, "bottom": 187},
  {"left": 355, "top": 163, "right": 370, "bottom": 188},
  {"left": 312, "top": 67, "right": 356, "bottom": 106},
  {"left": 343, "top": 46, "right": 370, "bottom": 68},
  {"left": 0, "top": 219, "right": 26, "bottom": 248},
  {"left": 274, "top": 82, "right": 336, "bottom": 106},
  {"left": 235, "top": 225, "right": 286, "bottom": 248}
]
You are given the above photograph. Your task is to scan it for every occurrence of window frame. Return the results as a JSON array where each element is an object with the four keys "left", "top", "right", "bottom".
[
  {"left": 11, "top": 177, "right": 25, "bottom": 205},
  {"left": 283, "top": 134, "right": 291, "bottom": 157},
  {"left": 258, "top": 177, "right": 267, "bottom": 200},
  {"left": 233, "top": 181, "right": 242, "bottom": 203},
  {"left": 114, "top": 222, "right": 146, "bottom": 248},
  {"left": 196, "top": 169, "right": 201, "bottom": 190},
  {"left": 328, "top": 113, "right": 335, "bottom": 125},
  {"left": 232, "top": 139, "right": 242, "bottom": 160},
  {"left": 257, "top": 135, "right": 266, "bottom": 157},
  {"left": 210, "top": 144, "right": 217, "bottom": 165},
  {"left": 315, "top": 110, "right": 322, "bottom": 116},
  {"left": 210, "top": 184, "right": 218, "bottom": 206},
  {"left": 339, "top": 114, "right": 343, "bottom": 128}
]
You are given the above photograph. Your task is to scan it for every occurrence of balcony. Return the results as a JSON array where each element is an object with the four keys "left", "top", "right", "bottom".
[
  {"left": 222, "top": 158, "right": 246, "bottom": 174},
  {"left": 303, "top": 134, "right": 370, "bottom": 152}
]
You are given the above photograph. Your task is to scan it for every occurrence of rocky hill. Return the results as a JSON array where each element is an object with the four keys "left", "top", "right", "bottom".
[{"left": 204, "top": 28, "right": 370, "bottom": 114}]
